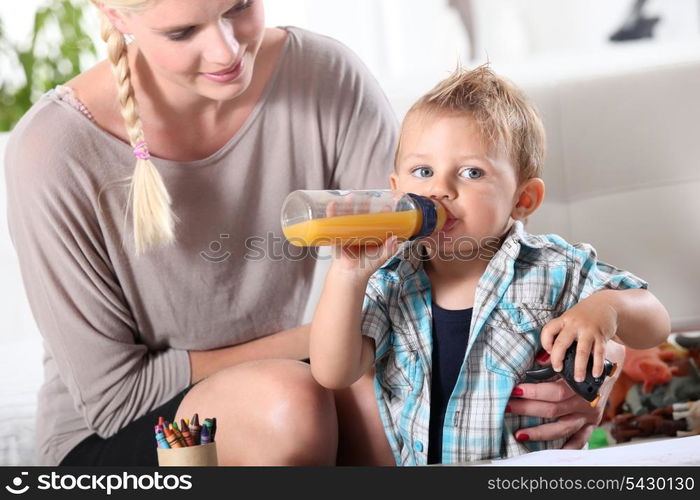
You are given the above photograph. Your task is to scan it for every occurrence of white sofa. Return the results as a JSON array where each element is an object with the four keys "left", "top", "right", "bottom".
[{"left": 2, "top": 43, "right": 700, "bottom": 465}]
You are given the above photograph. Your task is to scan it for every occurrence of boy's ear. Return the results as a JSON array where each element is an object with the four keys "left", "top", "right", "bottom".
[
  {"left": 389, "top": 172, "right": 399, "bottom": 190},
  {"left": 511, "top": 177, "right": 545, "bottom": 220}
]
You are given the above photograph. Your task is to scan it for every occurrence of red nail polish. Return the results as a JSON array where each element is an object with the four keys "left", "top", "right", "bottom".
[
  {"left": 505, "top": 405, "right": 511, "bottom": 413},
  {"left": 516, "top": 433, "right": 530, "bottom": 442},
  {"left": 536, "top": 352, "right": 550, "bottom": 363},
  {"left": 511, "top": 387, "right": 524, "bottom": 396}
]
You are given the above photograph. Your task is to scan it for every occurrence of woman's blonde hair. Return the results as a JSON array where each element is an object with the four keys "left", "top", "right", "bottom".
[{"left": 93, "top": 0, "right": 177, "bottom": 255}]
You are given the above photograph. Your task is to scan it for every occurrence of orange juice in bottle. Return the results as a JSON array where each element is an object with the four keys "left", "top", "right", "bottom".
[{"left": 281, "top": 190, "right": 447, "bottom": 247}]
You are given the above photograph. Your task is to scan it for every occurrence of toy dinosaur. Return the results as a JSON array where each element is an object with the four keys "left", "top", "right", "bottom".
[{"left": 622, "top": 346, "right": 678, "bottom": 393}]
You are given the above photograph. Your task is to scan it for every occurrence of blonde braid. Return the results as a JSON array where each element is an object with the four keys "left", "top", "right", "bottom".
[{"left": 98, "top": 10, "right": 177, "bottom": 255}]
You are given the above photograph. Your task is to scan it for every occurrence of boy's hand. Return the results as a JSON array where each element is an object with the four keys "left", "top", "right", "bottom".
[
  {"left": 540, "top": 294, "right": 619, "bottom": 382},
  {"left": 329, "top": 236, "right": 400, "bottom": 283},
  {"left": 325, "top": 198, "right": 400, "bottom": 283}
]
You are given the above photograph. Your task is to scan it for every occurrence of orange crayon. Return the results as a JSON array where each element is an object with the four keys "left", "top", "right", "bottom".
[{"left": 163, "top": 426, "right": 183, "bottom": 449}]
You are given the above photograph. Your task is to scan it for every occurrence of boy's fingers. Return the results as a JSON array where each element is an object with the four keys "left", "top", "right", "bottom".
[
  {"left": 326, "top": 200, "right": 338, "bottom": 218},
  {"left": 574, "top": 337, "right": 593, "bottom": 382},
  {"left": 381, "top": 236, "right": 398, "bottom": 260},
  {"left": 540, "top": 318, "right": 563, "bottom": 352},
  {"left": 592, "top": 341, "right": 606, "bottom": 378},
  {"left": 550, "top": 330, "right": 575, "bottom": 372}
]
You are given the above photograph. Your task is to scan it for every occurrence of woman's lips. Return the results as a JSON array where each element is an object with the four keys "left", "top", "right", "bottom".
[{"left": 201, "top": 59, "right": 244, "bottom": 83}]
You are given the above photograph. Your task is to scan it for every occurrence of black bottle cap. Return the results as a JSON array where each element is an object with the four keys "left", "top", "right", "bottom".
[{"left": 407, "top": 193, "right": 438, "bottom": 240}]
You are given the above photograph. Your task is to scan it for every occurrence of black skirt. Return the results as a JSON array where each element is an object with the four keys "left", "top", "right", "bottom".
[{"left": 59, "top": 386, "right": 193, "bottom": 466}]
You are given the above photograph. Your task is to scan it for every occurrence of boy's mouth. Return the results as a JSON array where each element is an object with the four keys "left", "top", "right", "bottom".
[
  {"left": 437, "top": 202, "right": 459, "bottom": 233},
  {"left": 442, "top": 217, "right": 459, "bottom": 233}
]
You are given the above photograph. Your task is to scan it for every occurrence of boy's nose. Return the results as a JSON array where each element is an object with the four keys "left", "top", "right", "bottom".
[{"left": 428, "top": 177, "right": 457, "bottom": 200}]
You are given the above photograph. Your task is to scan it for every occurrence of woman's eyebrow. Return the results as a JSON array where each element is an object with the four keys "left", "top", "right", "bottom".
[
  {"left": 152, "top": 23, "right": 196, "bottom": 33},
  {"left": 153, "top": 2, "right": 240, "bottom": 33}
]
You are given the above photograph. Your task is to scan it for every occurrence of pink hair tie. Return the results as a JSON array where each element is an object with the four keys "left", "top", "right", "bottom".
[{"left": 133, "top": 140, "right": 150, "bottom": 161}]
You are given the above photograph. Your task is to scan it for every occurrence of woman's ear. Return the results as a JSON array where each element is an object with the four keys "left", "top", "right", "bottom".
[
  {"left": 97, "top": 2, "right": 132, "bottom": 35},
  {"left": 389, "top": 172, "right": 399, "bottom": 191},
  {"left": 511, "top": 177, "right": 545, "bottom": 220}
]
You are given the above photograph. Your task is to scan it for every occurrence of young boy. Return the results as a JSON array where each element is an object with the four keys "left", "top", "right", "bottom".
[{"left": 309, "top": 66, "right": 670, "bottom": 465}]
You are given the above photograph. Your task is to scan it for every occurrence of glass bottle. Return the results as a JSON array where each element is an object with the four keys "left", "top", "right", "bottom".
[{"left": 281, "top": 189, "right": 446, "bottom": 247}]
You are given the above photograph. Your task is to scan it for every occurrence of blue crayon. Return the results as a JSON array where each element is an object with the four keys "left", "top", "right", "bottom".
[
  {"left": 200, "top": 424, "right": 211, "bottom": 445},
  {"left": 155, "top": 430, "right": 170, "bottom": 449}
]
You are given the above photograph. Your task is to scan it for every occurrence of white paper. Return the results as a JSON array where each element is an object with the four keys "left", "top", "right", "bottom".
[{"left": 490, "top": 436, "right": 700, "bottom": 466}]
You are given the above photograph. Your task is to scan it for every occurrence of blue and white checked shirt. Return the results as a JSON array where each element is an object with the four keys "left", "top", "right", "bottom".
[{"left": 361, "top": 220, "right": 647, "bottom": 465}]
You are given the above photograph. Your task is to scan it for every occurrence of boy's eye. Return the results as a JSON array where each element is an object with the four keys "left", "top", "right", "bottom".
[
  {"left": 460, "top": 167, "right": 484, "bottom": 179},
  {"left": 411, "top": 166, "right": 433, "bottom": 178}
]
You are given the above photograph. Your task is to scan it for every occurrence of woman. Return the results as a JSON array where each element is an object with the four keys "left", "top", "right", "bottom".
[{"left": 5, "top": 0, "right": 620, "bottom": 466}]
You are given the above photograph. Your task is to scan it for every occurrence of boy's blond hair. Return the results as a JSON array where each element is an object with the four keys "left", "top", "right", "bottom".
[{"left": 400, "top": 64, "right": 545, "bottom": 181}]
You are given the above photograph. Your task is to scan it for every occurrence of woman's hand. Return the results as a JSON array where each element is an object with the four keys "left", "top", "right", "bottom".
[{"left": 507, "top": 341, "right": 625, "bottom": 448}]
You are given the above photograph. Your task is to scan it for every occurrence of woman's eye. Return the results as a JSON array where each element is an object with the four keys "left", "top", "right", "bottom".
[
  {"left": 411, "top": 166, "right": 433, "bottom": 178},
  {"left": 167, "top": 1, "right": 253, "bottom": 41},
  {"left": 460, "top": 167, "right": 483, "bottom": 179},
  {"left": 167, "top": 27, "right": 196, "bottom": 41},
  {"left": 226, "top": 0, "right": 253, "bottom": 16}
]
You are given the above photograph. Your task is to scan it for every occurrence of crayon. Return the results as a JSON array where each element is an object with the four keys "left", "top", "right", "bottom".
[
  {"left": 155, "top": 430, "right": 170, "bottom": 449},
  {"left": 210, "top": 417, "right": 217, "bottom": 442},
  {"left": 163, "top": 426, "right": 183, "bottom": 448},
  {"left": 170, "top": 424, "right": 186, "bottom": 447},
  {"left": 179, "top": 419, "right": 195, "bottom": 447},
  {"left": 158, "top": 416, "right": 164, "bottom": 427},
  {"left": 189, "top": 413, "right": 201, "bottom": 445},
  {"left": 172, "top": 421, "right": 180, "bottom": 432},
  {"left": 203, "top": 419, "right": 216, "bottom": 443},
  {"left": 200, "top": 423, "right": 211, "bottom": 445}
]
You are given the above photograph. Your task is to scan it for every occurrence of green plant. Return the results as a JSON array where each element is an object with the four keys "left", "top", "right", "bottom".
[{"left": 0, "top": 0, "right": 97, "bottom": 131}]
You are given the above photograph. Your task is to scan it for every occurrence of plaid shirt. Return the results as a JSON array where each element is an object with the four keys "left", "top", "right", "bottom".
[{"left": 361, "top": 220, "right": 647, "bottom": 465}]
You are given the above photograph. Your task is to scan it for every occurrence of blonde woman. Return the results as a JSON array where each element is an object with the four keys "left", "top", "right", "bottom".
[{"left": 5, "top": 0, "right": 621, "bottom": 466}]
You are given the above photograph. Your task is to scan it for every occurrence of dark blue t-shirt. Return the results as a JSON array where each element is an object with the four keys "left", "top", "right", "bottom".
[{"left": 428, "top": 302, "right": 472, "bottom": 464}]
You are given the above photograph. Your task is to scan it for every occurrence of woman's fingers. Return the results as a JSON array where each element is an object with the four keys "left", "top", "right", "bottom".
[
  {"left": 562, "top": 423, "right": 596, "bottom": 450},
  {"left": 511, "top": 377, "right": 574, "bottom": 404},
  {"left": 514, "top": 413, "right": 589, "bottom": 443},
  {"left": 508, "top": 397, "right": 578, "bottom": 420}
]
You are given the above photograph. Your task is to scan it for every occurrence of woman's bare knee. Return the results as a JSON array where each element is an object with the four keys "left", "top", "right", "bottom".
[{"left": 176, "top": 359, "right": 337, "bottom": 465}]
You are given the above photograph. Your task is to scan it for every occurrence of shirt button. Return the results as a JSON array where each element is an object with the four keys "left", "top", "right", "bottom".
[{"left": 414, "top": 441, "right": 424, "bottom": 452}]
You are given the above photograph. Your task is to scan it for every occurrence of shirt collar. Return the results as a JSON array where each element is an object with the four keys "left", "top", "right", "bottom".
[{"left": 379, "top": 220, "right": 552, "bottom": 276}]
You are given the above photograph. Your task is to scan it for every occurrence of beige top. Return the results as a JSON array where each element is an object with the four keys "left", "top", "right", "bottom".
[{"left": 4, "top": 27, "right": 398, "bottom": 465}]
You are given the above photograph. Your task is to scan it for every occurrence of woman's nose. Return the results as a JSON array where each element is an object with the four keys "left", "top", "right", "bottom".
[{"left": 203, "top": 21, "right": 240, "bottom": 67}]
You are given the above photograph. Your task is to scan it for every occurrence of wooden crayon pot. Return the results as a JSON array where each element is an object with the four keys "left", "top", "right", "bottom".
[{"left": 157, "top": 442, "right": 218, "bottom": 466}]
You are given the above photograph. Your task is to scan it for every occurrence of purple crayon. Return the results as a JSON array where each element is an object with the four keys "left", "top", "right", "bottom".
[
  {"left": 189, "top": 413, "right": 201, "bottom": 445},
  {"left": 200, "top": 423, "right": 211, "bottom": 445}
]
